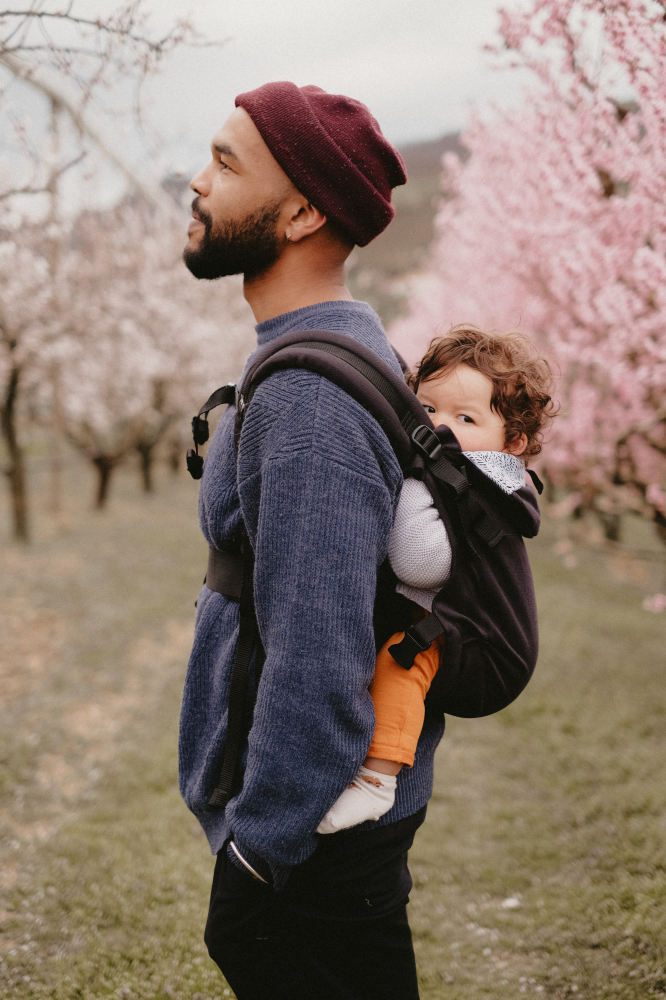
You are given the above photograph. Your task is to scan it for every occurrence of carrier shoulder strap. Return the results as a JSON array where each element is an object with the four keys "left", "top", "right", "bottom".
[{"left": 234, "top": 331, "right": 428, "bottom": 471}]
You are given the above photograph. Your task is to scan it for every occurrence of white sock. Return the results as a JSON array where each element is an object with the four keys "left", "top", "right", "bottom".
[{"left": 316, "top": 766, "right": 397, "bottom": 835}]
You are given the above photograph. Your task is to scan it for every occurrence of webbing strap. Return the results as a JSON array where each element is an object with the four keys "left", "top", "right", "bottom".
[
  {"left": 388, "top": 614, "right": 446, "bottom": 670},
  {"left": 208, "top": 533, "right": 262, "bottom": 810},
  {"left": 428, "top": 453, "right": 506, "bottom": 555},
  {"left": 187, "top": 384, "right": 237, "bottom": 480},
  {"left": 474, "top": 515, "right": 506, "bottom": 548},
  {"left": 429, "top": 454, "right": 468, "bottom": 494},
  {"left": 527, "top": 468, "right": 544, "bottom": 495},
  {"left": 198, "top": 383, "right": 237, "bottom": 419}
]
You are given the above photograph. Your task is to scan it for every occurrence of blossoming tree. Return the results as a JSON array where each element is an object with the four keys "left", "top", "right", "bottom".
[
  {"left": 391, "top": 0, "right": 666, "bottom": 544},
  {"left": 0, "top": 2, "right": 212, "bottom": 538},
  {"left": 0, "top": 238, "right": 55, "bottom": 538},
  {"left": 55, "top": 201, "right": 253, "bottom": 508}
]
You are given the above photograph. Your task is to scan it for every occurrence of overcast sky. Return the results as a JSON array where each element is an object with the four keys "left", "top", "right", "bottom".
[
  {"left": 142, "top": 0, "right": 526, "bottom": 171},
  {"left": 1, "top": 0, "right": 528, "bottom": 216}
]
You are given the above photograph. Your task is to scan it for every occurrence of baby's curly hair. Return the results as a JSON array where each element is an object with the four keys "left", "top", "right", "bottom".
[{"left": 409, "top": 325, "right": 556, "bottom": 459}]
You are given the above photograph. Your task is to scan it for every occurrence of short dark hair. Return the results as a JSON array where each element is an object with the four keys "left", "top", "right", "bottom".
[{"left": 410, "top": 325, "right": 556, "bottom": 459}]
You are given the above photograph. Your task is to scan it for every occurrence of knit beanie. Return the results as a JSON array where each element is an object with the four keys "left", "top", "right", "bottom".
[{"left": 235, "top": 82, "right": 407, "bottom": 247}]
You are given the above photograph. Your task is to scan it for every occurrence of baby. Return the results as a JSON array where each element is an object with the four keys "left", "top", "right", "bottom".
[{"left": 318, "top": 325, "right": 555, "bottom": 834}]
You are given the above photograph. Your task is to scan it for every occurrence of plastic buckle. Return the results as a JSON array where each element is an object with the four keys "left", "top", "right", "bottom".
[
  {"left": 191, "top": 415, "right": 209, "bottom": 446},
  {"left": 388, "top": 626, "right": 432, "bottom": 670},
  {"left": 411, "top": 424, "right": 442, "bottom": 461},
  {"left": 186, "top": 449, "right": 204, "bottom": 480}
]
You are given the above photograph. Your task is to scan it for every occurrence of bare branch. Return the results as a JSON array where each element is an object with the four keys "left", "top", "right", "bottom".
[
  {"left": 0, "top": 50, "right": 172, "bottom": 211},
  {"left": 0, "top": 5, "right": 219, "bottom": 59},
  {"left": 0, "top": 149, "right": 85, "bottom": 200}
]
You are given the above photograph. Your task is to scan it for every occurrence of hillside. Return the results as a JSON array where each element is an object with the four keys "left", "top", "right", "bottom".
[{"left": 346, "top": 132, "right": 465, "bottom": 327}]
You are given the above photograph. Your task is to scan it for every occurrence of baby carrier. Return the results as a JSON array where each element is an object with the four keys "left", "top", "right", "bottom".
[{"left": 187, "top": 330, "right": 543, "bottom": 810}]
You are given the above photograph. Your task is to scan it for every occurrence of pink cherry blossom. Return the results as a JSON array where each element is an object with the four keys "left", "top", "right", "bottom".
[{"left": 391, "top": 0, "right": 666, "bottom": 545}]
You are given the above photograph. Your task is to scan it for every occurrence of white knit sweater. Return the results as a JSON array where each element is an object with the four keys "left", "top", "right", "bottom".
[{"left": 388, "top": 451, "right": 526, "bottom": 611}]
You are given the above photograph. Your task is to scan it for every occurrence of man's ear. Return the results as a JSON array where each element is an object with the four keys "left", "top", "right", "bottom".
[
  {"left": 285, "top": 200, "right": 328, "bottom": 243},
  {"left": 504, "top": 433, "right": 528, "bottom": 457}
]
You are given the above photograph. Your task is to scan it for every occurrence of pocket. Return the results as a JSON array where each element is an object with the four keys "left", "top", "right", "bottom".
[
  {"left": 285, "top": 844, "right": 413, "bottom": 920},
  {"left": 224, "top": 843, "right": 269, "bottom": 893}
]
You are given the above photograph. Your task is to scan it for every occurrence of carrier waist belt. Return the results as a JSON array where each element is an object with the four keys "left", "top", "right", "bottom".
[{"left": 206, "top": 547, "right": 243, "bottom": 600}]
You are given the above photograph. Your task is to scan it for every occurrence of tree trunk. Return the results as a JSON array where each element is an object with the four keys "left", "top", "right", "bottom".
[
  {"left": 596, "top": 510, "right": 622, "bottom": 542},
  {"left": 167, "top": 435, "right": 181, "bottom": 475},
  {"left": 92, "top": 455, "right": 116, "bottom": 509},
  {"left": 1, "top": 364, "right": 29, "bottom": 542},
  {"left": 541, "top": 468, "right": 556, "bottom": 505},
  {"left": 136, "top": 442, "right": 154, "bottom": 492},
  {"left": 49, "top": 362, "right": 65, "bottom": 515}
]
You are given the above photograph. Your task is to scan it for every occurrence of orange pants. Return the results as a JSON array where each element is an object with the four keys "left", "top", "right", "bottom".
[{"left": 366, "top": 631, "right": 441, "bottom": 768}]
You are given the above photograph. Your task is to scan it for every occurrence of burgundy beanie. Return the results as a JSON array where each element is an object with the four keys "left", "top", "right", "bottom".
[{"left": 235, "top": 82, "right": 407, "bottom": 247}]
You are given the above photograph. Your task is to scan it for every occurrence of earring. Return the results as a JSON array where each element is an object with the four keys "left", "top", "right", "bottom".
[{"left": 285, "top": 232, "right": 293, "bottom": 243}]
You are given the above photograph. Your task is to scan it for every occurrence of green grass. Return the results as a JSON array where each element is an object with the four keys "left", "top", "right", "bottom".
[{"left": 1, "top": 452, "right": 666, "bottom": 999}]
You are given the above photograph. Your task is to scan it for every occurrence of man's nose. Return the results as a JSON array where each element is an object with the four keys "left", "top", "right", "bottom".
[{"left": 190, "top": 167, "right": 208, "bottom": 196}]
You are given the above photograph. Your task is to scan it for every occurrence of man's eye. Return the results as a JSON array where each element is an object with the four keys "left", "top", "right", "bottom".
[{"left": 457, "top": 415, "right": 474, "bottom": 424}]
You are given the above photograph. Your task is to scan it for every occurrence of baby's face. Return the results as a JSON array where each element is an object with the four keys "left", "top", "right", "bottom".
[{"left": 417, "top": 364, "right": 524, "bottom": 455}]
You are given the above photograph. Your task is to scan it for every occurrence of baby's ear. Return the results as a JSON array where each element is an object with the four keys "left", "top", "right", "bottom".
[{"left": 504, "top": 433, "right": 528, "bottom": 457}]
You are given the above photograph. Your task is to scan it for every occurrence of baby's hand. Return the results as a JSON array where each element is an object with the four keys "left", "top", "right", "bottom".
[{"left": 316, "top": 766, "right": 397, "bottom": 834}]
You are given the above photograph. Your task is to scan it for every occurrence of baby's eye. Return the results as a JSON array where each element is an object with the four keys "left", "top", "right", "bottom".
[
  {"left": 456, "top": 414, "right": 474, "bottom": 424},
  {"left": 422, "top": 404, "right": 436, "bottom": 414}
]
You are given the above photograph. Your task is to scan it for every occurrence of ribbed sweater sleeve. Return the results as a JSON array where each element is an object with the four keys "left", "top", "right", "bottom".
[{"left": 226, "top": 372, "right": 402, "bottom": 882}]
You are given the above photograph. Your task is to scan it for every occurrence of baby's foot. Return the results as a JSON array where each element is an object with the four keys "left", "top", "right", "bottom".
[{"left": 316, "top": 766, "right": 397, "bottom": 834}]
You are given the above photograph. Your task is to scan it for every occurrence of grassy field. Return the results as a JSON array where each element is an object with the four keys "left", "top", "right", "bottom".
[{"left": 1, "top": 451, "right": 666, "bottom": 1000}]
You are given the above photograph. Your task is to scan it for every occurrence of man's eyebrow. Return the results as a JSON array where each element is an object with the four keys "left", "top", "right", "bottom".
[{"left": 212, "top": 142, "right": 239, "bottom": 160}]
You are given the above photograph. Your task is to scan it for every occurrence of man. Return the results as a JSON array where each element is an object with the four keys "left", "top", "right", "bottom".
[{"left": 180, "top": 82, "right": 445, "bottom": 1000}]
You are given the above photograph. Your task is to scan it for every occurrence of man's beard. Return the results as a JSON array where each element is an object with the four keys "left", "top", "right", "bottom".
[{"left": 183, "top": 197, "right": 283, "bottom": 281}]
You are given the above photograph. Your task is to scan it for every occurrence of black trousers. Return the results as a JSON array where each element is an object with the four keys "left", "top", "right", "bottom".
[{"left": 205, "top": 807, "right": 427, "bottom": 1000}]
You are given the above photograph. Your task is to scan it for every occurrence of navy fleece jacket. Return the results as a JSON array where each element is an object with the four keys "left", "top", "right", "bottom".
[{"left": 178, "top": 300, "right": 445, "bottom": 888}]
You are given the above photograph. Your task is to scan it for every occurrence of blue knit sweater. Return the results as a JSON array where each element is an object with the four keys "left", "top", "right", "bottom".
[{"left": 179, "top": 300, "right": 446, "bottom": 887}]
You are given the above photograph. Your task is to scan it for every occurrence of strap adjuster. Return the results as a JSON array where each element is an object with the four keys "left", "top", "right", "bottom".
[
  {"left": 411, "top": 424, "right": 442, "bottom": 461},
  {"left": 388, "top": 627, "right": 432, "bottom": 670},
  {"left": 389, "top": 614, "right": 446, "bottom": 670}
]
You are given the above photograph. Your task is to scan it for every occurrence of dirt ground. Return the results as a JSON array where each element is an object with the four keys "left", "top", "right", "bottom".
[{"left": 1, "top": 451, "right": 666, "bottom": 999}]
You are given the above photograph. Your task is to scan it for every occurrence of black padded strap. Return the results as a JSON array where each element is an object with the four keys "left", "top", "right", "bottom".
[
  {"left": 391, "top": 345, "right": 410, "bottom": 376},
  {"left": 206, "top": 547, "right": 243, "bottom": 601},
  {"left": 234, "top": 331, "right": 430, "bottom": 468},
  {"left": 240, "top": 341, "right": 415, "bottom": 429},
  {"left": 208, "top": 532, "right": 262, "bottom": 810},
  {"left": 388, "top": 614, "right": 445, "bottom": 670},
  {"left": 284, "top": 341, "right": 410, "bottom": 420}
]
